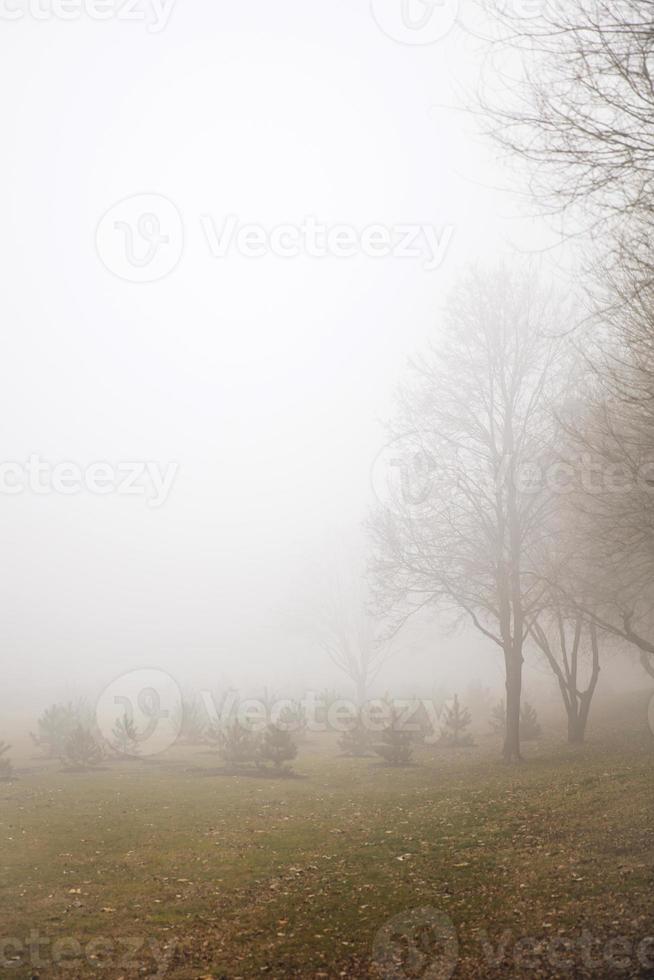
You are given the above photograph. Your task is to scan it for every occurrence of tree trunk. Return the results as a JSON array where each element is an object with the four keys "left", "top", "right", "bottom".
[
  {"left": 566, "top": 623, "right": 600, "bottom": 744},
  {"left": 503, "top": 648, "right": 523, "bottom": 764},
  {"left": 567, "top": 712, "right": 586, "bottom": 744}
]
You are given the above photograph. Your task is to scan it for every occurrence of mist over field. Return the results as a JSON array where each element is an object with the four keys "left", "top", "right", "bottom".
[
  {"left": 1, "top": 2, "right": 653, "bottom": 978},
  {"left": 0, "top": 1, "right": 562, "bottom": 718}
]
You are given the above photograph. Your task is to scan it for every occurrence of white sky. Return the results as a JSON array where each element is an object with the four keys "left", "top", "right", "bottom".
[{"left": 0, "top": 0, "right": 571, "bottom": 710}]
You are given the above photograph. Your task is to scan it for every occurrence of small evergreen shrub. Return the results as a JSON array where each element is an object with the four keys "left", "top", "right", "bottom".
[
  {"left": 440, "top": 695, "right": 475, "bottom": 747},
  {"left": 61, "top": 726, "right": 104, "bottom": 771},
  {"left": 338, "top": 712, "right": 372, "bottom": 757},
  {"left": 374, "top": 713, "right": 413, "bottom": 766},
  {"left": 257, "top": 725, "right": 298, "bottom": 772},
  {"left": 520, "top": 701, "right": 542, "bottom": 741},
  {"left": 277, "top": 701, "right": 308, "bottom": 742},
  {"left": 216, "top": 721, "right": 260, "bottom": 769},
  {"left": 490, "top": 700, "right": 506, "bottom": 735},
  {"left": 111, "top": 713, "right": 141, "bottom": 757},
  {"left": 31, "top": 701, "right": 87, "bottom": 758},
  {"left": 172, "top": 696, "right": 208, "bottom": 744}
]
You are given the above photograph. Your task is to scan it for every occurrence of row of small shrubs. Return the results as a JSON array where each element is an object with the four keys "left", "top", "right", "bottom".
[
  {"left": 172, "top": 691, "right": 339, "bottom": 746},
  {"left": 23, "top": 703, "right": 301, "bottom": 773},
  {"left": 339, "top": 695, "right": 474, "bottom": 766},
  {"left": 207, "top": 721, "right": 298, "bottom": 772},
  {"left": 9, "top": 693, "right": 543, "bottom": 776},
  {"left": 339, "top": 695, "right": 542, "bottom": 766}
]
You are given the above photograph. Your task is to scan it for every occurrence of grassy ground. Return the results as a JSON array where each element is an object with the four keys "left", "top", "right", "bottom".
[{"left": 1, "top": 704, "right": 653, "bottom": 978}]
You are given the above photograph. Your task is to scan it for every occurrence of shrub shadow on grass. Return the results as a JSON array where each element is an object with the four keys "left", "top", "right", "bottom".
[
  {"left": 60, "top": 765, "right": 110, "bottom": 774},
  {"left": 369, "top": 761, "right": 421, "bottom": 770},
  {"left": 105, "top": 756, "right": 182, "bottom": 767},
  {"left": 189, "top": 766, "right": 308, "bottom": 781}
]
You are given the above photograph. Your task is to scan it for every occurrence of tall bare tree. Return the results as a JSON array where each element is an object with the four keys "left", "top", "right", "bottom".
[
  {"left": 369, "top": 266, "right": 564, "bottom": 762},
  {"left": 485, "top": 0, "right": 654, "bottom": 285},
  {"left": 483, "top": 1, "right": 654, "bottom": 680},
  {"left": 541, "top": 288, "right": 654, "bottom": 681}
]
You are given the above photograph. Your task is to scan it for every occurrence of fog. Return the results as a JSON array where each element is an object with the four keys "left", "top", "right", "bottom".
[
  {"left": 2, "top": 4, "right": 654, "bottom": 978},
  {"left": 0, "top": 1, "right": 550, "bottom": 718}
]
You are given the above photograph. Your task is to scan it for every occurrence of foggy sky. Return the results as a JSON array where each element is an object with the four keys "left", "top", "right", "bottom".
[{"left": 1, "top": 0, "right": 577, "bottom": 717}]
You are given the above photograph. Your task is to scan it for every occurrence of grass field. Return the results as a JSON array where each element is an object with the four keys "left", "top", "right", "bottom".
[{"left": 1, "top": 700, "right": 653, "bottom": 978}]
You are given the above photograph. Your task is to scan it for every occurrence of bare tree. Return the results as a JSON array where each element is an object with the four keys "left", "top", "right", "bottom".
[
  {"left": 314, "top": 562, "right": 390, "bottom": 705},
  {"left": 485, "top": 0, "right": 654, "bottom": 285},
  {"left": 530, "top": 610, "right": 601, "bottom": 743},
  {"left": 288, "top": 539, "right": 392, "bottom": 704},
  {"left": 369, "top": 266, "right": 564, "bottom": 763},
  {"left": 478, "top": 2, "right": 654, "bottom": 681},
  {"left": 552, "top": 305, "right": 654, "bottom": 681}
]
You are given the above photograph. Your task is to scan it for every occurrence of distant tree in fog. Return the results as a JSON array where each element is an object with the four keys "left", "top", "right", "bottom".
[
  {"left": 369, "top": 267, "right": 566, "bottom": 763},
  {"left": 295, "top": 550, "right": 392, "bottom": 705}
]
